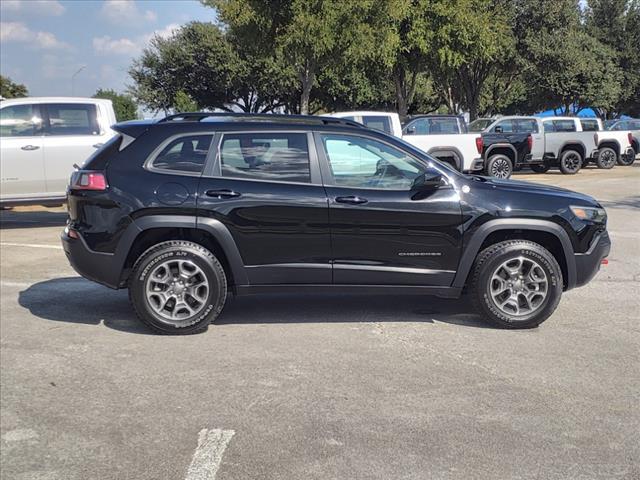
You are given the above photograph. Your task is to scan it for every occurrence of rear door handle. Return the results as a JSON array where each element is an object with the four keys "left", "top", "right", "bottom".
[
  {"left": 205, "top": 189, "right": 241, "bottom": 199},
  {"left": 335, "top": 195, "right": 368, "bottom": 205},
  {"left": 21, "top": 145, "right": 40, "bottom": 151}
]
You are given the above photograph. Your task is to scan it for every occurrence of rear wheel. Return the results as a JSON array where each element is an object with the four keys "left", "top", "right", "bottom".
[
  {"left": 559, "top": 150, "right": 582, "bottom": 174},
  {"left": 485, "top": 154, "right": 513, "bottom": 179},
  {"left": 530, "top": 163, "right": 549, "bottom": 174},
  {"left": 596, "top": 147, "right": 617, "bottom": 169},
  {"left": 469, "top": 240, "right": 563, "bottom": 329},
  {"left": 129, "top": 240, "right": 227, "bottom": 334},
  {"left": 616, "top": 149, "right": 635, "bottom": 166}
]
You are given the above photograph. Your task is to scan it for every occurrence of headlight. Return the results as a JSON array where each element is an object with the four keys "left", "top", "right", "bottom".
[{"left": 570, "top": 205, "right": 607, "bottom": 223}]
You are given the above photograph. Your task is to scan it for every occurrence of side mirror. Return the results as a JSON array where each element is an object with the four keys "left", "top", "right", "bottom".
[
  {"left": 494, "top": 125, "right": 503, "bottom": 133},
  {"left": 404, "top": 126, "right": 416, "bottom": 135},
  {"left": 411, "top": 172, "right": 446, "bottom": 192}
]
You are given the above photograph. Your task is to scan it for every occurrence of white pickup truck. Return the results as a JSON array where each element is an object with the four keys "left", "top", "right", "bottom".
[
  {"left": 327, "top": 111, "right": 483, "bottom": 173},
  {"left": 0, "top": 97, "right": 117, "bottom": 207},
  {"left": 483, "top": 115, "right": 635, "bottom": 174}
]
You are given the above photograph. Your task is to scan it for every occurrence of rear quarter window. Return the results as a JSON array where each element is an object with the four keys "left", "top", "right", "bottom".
[{"left": 149, "top": 134, "right": 213, "bottom": 174}]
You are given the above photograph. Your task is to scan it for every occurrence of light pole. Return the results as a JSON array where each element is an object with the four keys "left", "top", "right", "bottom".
[{"left": 71, "top": 65, "right": 86, "bottom": 96}]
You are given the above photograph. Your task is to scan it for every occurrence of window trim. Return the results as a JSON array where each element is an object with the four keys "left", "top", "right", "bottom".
[
  {"left": 313, "top": 130, "right": 455, "bottom": 191},
  {"left": 144, "top": 132, "right": 216, "bottom": 177},
  {"left": 0, "top": 103, "right": 44, "bottom": 139},
  {"left": 203, "top": 130, "right": 323, "bottom": 186}
]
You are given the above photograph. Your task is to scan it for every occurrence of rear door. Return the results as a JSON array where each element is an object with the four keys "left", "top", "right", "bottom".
[
  {"left": 197, "top": 130, "right": 331, "bottom": 285},
  {"left": 41, "top": 103, "right": 111, "bottom": 195},
  {"left": 0, "top": 103, "right": 46, "bottom": 199},
  {"left": 316, "top": 131, "right": 462, "bottom": 286}
]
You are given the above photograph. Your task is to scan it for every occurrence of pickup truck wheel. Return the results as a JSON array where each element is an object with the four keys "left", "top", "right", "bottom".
[
  {"left": 596, "top": 147, "right": 617, "bottom": 169},
  {"left": 616, "top": 150, "right": 635, "bottom": 166},
  {"left": 469, "top": 240, "right": 563, "bottom": 329},
  {"left": 129, "top": 240, "right": 227, "bottom": 335},
  {"left": 559, "top": 150, "right": 582, "bottom": 174},
  {"left": 530, "top": 164, "right": 549, "bottom": 174},
  {"left": 485, "top": 154, "right": 513, "bottom": 179}
]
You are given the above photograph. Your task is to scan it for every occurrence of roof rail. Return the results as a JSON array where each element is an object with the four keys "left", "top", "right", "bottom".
[{"left": 157, "top": 112, "right": 366, "bottom": 129}]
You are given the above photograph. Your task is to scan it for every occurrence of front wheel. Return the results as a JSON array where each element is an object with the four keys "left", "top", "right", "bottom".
[
  {"left": 469, "top": 240, "right": 563, "bottom": 329},
  {"left": 129, "top": 240, "right": 227, "bottom": 334},
  {"left": 485, "top": 154, "right": 513, "bottom": 179},
  {"left": 596, "top": 147, "right": 617, "bottom": 169},
  {"left": 559, "top": 150, "right": 582, "bottom": 174}
]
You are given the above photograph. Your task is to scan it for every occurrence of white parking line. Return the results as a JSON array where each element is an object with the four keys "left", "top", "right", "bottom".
[
  {"left": 185, "top": 428, "right": 235, "bottom": 480},
  {"left": 0, "top": 242, "right": 62, "bottom": 250},
  {"left": 608, "top": 231, "right": 640, "bottom": 239}
]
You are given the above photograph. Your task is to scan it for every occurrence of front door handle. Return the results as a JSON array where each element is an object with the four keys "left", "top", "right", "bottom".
[
  {"left": 205, "top": 189, "right": 241, "bottom": 199},
  {"left": 335, "top": 195, "right": 368, "bottom": 205},
  {"left": 93, "top": 143, "right": 104, "bottom": 149},
  {"left": 21, "top": 145, "right": 40, "bottom": 151}
]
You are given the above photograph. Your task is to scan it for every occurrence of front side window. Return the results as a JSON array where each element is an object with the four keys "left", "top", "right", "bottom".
[
  {"left": 361, "top": 116, "right": 392, "bottom": 134},
  {"left": 151, "top": 134, "right": 212, "bottom": 173},
  {"left": 580, "top": 119, "right": 599, "bottom": 132},
  {"left": 321, "top": 134, "right": 429, "bottom": 190},
  {"left": 0, "top": 104, "right": 40, "bottom": 137},
  {"left": 45, "top": 103, "right": 100, "bottom": 136},
  {"left": 219, "top": 132, "right": 310, "bottom": 183}
]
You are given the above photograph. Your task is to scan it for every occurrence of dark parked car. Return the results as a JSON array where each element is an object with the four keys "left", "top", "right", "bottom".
[{"left": 62, "top": 113, "right": 610, "bottom": 334}]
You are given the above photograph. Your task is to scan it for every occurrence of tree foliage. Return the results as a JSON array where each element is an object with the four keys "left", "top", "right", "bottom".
[
  {"left": 0, "top": 75, "right": 28, "bottom": 99},
  {"left": 127, "top": 0, "right": 638, "bottom": 119},
  {"left": 93, "top": 88, "right": 138, "bottom": 121}
]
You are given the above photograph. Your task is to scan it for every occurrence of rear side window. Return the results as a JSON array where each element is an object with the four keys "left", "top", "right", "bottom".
[
  {"left": 151, "top": 134, "right": 212, "bottom": 173},
  {"left": 219, "top": 133, "right": 310, "bottom": 183},
  {"left": 543, "top": 121, "right": 555, "bottom": 132},
  {"left": 514, "top": 119, "right": 538, "bottom": 133},
  {"left": 404, "top": 117, "right": 459, "bottom": 135},
  {"left": 45, "top": 103, "right": 100, "bottom": 136},
  {"left": 361, "top": 116, "right": 392, "bottom": 134},
  {"left": 580, "top": 119, "right": 599, "bottom": 131},
  {"left": 0, "top": 104, "right": 40, "bottom": 137},
  {"left": 552, "top": 120, "right": 576, "bottom": 132}
]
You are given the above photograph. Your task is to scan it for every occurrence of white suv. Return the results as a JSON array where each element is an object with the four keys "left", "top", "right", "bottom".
[{"left": 0, "top": 97, "right": 117, "bottom": 207}]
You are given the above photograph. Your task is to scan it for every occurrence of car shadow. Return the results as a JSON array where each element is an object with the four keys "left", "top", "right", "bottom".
[
  {"left": 0, "top": 209, "right": 68, "bottom": 229},
  {"left": 599, "top": 195, "right": 640, "bottom": 210},
  {"left": 18, "top": 277, "right": 496, "bottom": 334}
]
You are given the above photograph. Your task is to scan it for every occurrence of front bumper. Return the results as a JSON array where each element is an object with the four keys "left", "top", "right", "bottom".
[
  {"left": 61, "top": 227, "right": 120, "bottom": 289},
  {"left": 573, "top": 230, "right": 611, "bottom": 288}
]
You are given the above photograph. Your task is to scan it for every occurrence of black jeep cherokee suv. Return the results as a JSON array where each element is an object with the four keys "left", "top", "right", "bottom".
[{"left": 62, "top": 113, "right": 610, "bottom": 334}]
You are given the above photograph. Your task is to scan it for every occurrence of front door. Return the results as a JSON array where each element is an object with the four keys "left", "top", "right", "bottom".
[
  {"left": 0, "top": 103, "right": 46, "bottom": 199},
  {"left": 197, "top": 130, "right": 331, "bottom": 285},
  {"left": 315, "top": 132, "right": 463, "bottom": 285}
]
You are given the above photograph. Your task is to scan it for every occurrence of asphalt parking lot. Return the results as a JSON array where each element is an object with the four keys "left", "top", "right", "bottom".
[{"left": 1, "top": 165, "right": 639, "bottom": 480}]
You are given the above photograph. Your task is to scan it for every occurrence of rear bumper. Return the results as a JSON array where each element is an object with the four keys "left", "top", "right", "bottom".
[
  {"left": 61, "top": 227, "right": 120, "bottom": 289},
  {"left": 465, "top": 157, "right": 484, "bottom": 172},
  {"left": 573, "top": 231, "right": 611, "bottom": 288}
]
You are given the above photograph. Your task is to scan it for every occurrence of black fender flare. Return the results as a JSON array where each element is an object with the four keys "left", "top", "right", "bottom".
[
  {"left": 558, "top": 141, "right": 587, "bottom": 159},
  {"left": 114, "top": 215, "right": 248, "bottom": 287},
  {"left": 452, "top": 219, "right": 577, "bottom": 290},
  {"left": 485, "top": 143, "right": 517, "bottom": 162},
  {"left": 597, "top": 139, "right": 621, "bottom": 156},
  {"left": 426, "top": 146, "right": 463, "bottom": 171}
]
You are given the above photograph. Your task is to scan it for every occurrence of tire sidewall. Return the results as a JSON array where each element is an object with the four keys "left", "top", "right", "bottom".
[
  {"left": 130, "top": 243, "right": 225, "bottom": 334},
  {"left": 486, "top": 154, "right": 513, "bottom": 179},
  {"left": 597, "top": 147, "right": 617, "bottom": 169},
  {"left": 560, "top": 150, "right": 581, "bottom": 174},
  {"left": 476, "top": 244, "right": 562, "bottom": 327}
]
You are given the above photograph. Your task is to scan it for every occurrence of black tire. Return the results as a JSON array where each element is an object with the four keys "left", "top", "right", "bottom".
[
  {"left": 596, "top": 147, "right": 617, "bottom": 169},
  {"left": 530, "top": 163, "right": 549, "bottom": 174},
  {"left": 616, "top": 148, "right": 635, "bottom": 166},
  {"left": 485, "top": 154, "right": 513, "bottom": 179},
  {"left": 469, "top": 240, "right": 563, "bottom": 329},
  {"left": 129, "top": 240, "right": 227, "bottom": 335},
  {"left": 559, "top": 150, "right": 582, "bottom": 175},
  {"left": 582, "top": 158, "right": 590, "bottom": 168}
]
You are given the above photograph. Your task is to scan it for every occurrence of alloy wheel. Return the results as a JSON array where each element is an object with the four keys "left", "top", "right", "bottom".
[
  {"left": 489, "top": 256, "right": 549, "bottom": 317},
  {"left": 490, "top": 158, "right": 512, "bottom": 179}
]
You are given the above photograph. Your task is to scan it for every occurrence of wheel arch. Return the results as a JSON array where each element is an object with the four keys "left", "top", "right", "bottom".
[
  {"left": 598, "top": 140, "right": 621, "bottom": 156},
  {"left": 115, "top": 215, "right": 248, "bottom": 288},
  {"left": 560, "top": 142, "right": 586, "bottom": 159},
  {"left": 485, "top": 144, "right": 516, "bottom": 163},
  {"left": 427, "top": 146, "right": 463, "bottom": 171},
  {"left": 453, "top": 219, "right": 576, "bottom": 291}
]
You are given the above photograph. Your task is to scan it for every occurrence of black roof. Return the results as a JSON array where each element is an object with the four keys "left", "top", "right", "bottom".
[{"left": 157, "top": 112, "right": 366, "bottom": 129}]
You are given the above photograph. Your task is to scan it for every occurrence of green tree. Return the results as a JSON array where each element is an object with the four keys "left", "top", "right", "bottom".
[
  {"left": 173, "top": 90, "right": 198, "bottom": 112},
  {"left": 93, "top": 89, "right": 138, "bottom": 121},
  {"left": 0, "top": 75, "right": 28, "bottom": 99}
]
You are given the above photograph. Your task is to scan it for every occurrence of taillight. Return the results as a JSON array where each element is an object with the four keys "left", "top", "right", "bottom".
[
  {"left": 629, "top": 132, "right": 633, "bottom": 145},
  {"left": 527, "top": 134, "right": 533, "bottom": 151},
  {"left": 70, "top": 171, "right": 107, "bottom": 191},
  {"left": 475, "top": 136, "right": 483, "bottom": 154}
]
